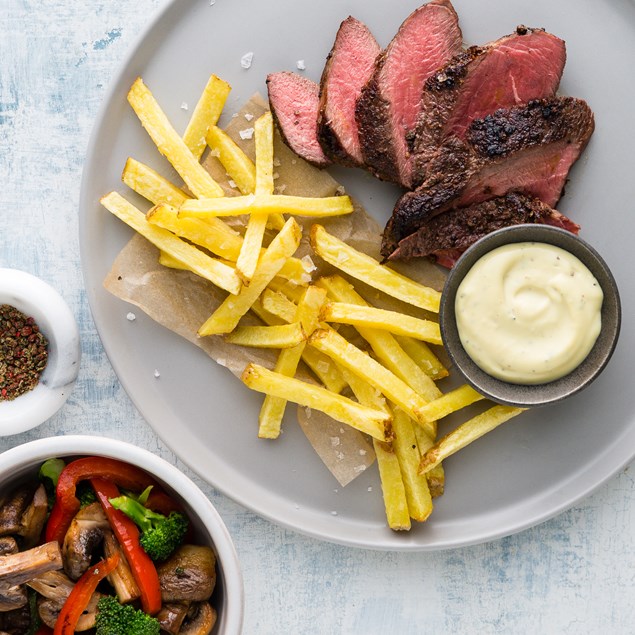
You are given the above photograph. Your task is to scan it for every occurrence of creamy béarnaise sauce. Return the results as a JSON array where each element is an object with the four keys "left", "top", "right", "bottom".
[{"left": 455, "top": 242, "right": 603, "bottom": 384}]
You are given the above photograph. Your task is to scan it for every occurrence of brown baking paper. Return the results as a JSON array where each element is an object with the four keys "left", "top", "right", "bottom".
[{"left": 104, "top": 94, "right": 446, "bottom": 487}]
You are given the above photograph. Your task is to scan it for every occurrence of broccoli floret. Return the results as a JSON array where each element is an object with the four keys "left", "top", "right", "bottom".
[
  {"left": 109, "top": 495, "right": 188, "bottom": 562},
  {"left": 95, "top": 596, "right": 160, "bottom": 635},
  {"left": 77, "top": 481, "right": 97, "bottom": 508}
]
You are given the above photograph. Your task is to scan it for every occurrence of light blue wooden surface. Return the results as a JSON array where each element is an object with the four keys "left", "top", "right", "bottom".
[{"left": 0, "top": 1, "right": 633, "bottom": 633}]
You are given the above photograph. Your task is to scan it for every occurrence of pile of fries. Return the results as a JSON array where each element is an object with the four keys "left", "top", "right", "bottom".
[{"left": 101, "top": 73, "right": 524, "bottom": 531}]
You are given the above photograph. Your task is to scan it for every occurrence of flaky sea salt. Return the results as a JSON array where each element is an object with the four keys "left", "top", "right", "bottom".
[
  {"left": 301, "top": 255, "right": 317, "bottom": 272},
  {"left": 180, "top": 102, "right": 189, "bottom": 111},
  {"left": 126, "top": 312, "right": 136, "bottom": 321},
  {"left": 330, "top": 437, "right": 340, "bottom": 447},
  {"left": 153, "top": 369, "right": 160, "bottom": 378},
  {"left": 296, "top": 60, "right": 306, "bottom": 70},
  {"left": 228, "top": 179, "right": 237, "bottom": 189},
  {"left": 353, "top": 465, "right": 367, "bottom": 474},
  {"left": 359, "top": 449, "right": 367, "bottom": 456},
  {"left": 244, "top": 112, "right": 254, "bottom": 121},
  {"left": 239, "top": 127, "right": 255, "bottom": 140},
  {"left": 240, "top": 52, "right": 254, "bottom": 69}
]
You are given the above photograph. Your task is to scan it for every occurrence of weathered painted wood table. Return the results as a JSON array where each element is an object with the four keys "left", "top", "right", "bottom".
[{"left": 0, "top": 1, "right": 633, "bottom": 633}]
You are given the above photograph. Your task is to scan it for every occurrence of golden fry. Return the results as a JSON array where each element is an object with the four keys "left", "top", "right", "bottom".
[
  {"left": 242, "top": 363, "right": 392, "bottom": 441},
  {"left": 122, "top": 158, "right": 190, "bottom": 207},
  {"left": 308, "top": 328, "right": 435, "bottom": 438},
  {"left": 101, "top": 192, "right": 241, "bottom": 295},
  {"left": 127, "top": 78, "right": 224, "bottom": 198},
  {"left": 179, "top": 193, "right": 354, "bottom": 218},
  {"left": 419, "top": 405, "right": 525, "bottom": 473},
  {"left": 206, "top": 125, "right": 256, "bottom": 195},
  {"left": 321, "top": 302, "right": 442, "bottom": 345},
  {"left": 182, "top": 74, "right": 231, "bottom": 160},
  {"left": 310, "top": 225, "right": 441, "bottom": 313},
  {"left": 393, "top": 335, "right": 448, "bottom": 381},
  {"left": 416, "top": 384, "right": 484, "bottom": 424},
  {"left": 198, "top": 217, "right": 302, "bottom": 335},
  {"left": 225, "top": 322, "right": 306, "bottom": 348}
]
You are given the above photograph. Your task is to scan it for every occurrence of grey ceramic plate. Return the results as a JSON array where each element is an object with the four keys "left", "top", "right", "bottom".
[{"left": 79, "top": 0, "right": 635, "bottom": 550}]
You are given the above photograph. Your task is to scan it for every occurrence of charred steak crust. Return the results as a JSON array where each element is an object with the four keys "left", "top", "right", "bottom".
[
  {"left": 382, "top": 96, "right": 595, "bottom": 257},
  {"left": 466, "top": 98, "right": 593, "bottom": 159},
  {"left": 390, "top": 192, "right": 580, "bottom": 263},
  {"left": 408, "top": 26, "right": 566, "bottom": 186},
  {"left": 355, "top": 0, "right": 462, "bottom": 187},
  {"left": 317, "top": 16, "right": 380, "bottom": 167}
]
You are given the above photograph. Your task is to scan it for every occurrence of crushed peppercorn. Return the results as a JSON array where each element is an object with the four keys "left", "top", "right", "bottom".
[{"left": 0, "top": 304, "right": 48, "bottom": 401}]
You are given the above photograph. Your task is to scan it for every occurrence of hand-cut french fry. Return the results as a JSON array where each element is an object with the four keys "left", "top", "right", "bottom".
[
  {"left": 122, "top": 158, "right": 191, "bottom": 207},
  {"left": 158, "top": 251, "right": 189, "bottom": 270},
  {"left": 182, "top": 74, "right": 231, "bottom": 160},
  {"left": 198, "top": 217, "right": 302, "bottom": 335},
  {"left": 206, "top": 125, "right": 256, "bottom": 195},
  {"left": 127, "top": 77, "right": 224, "bottom": 198},
  {"left": 391, "top": 408, "right": 433, "bottom": 522},
  {"left": 374, "top": 440, "right": 411, "bottom": 530},
  {"left": 237, "top": 112, "right": 276, "bottom": 282},
  {"left": 339, "top": 367, "right": 411, "bottom": 530},
  {"left": 316, "top": 275, "right": 442, "bottom": 404},
  {"left": 242, "top": 363, "right": 392, "bottom": 441},
  {"left": 225, "top": 322, "right": 306, "bottom": 348},
  {"left": 101, "top": 192, "right": 241, "bottom": 295},
  {"left": 411, "top": 425, "right": 445, "bottom": 498},
  {"left": 308, "top": 328, "right": 435, "bottom": 438},
  {"left": 266, "top": 277, "right": 306, "bottom": 303},
  {"left": 416, "top": 384, "right": 484, "bottom": 424},
  {"left": 419, "top": 405, "right": 526, "bottom": 473},
  {"left": 310, "top": 225, "right": 441, "bottom": 313},
  {"left": 179, "top": 193, "right": 354, "bottom": 218},
  {"left": 251, "top": 296, "right": 347, "bottom": 394},
  {"left": 261, "top": 289, "right": 298, "bottom": 323},
  {"left": 148, "top": 204, "right": 243, "bottom": 260},
  {"left": 321, "top": 302, "right": 442, "bottom": 344},
  {"left": 258, "top": 285, "right": 326, "bottom": 439},
  {"left": 393, "top": 335, "right": 448, "bottom": 381}
]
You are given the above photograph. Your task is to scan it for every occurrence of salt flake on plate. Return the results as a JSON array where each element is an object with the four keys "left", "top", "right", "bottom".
[{"left": 240, "top": 52, "right": 254, "bottom": 69}]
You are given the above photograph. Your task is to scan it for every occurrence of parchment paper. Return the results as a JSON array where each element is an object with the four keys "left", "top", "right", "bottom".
[{"left": 104, "top": 94, "right": 447, "bottom": 486}]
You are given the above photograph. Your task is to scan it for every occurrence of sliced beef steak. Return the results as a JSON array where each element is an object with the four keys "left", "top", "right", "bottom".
[
  {"left": 317, "top": 17, "right": 381, "bottom": 166},
  {"left": 390, "top": 192, "right": 580, "bottom": 266},
  {"left": 382, "top": 96, "right": 595, "bottom": 258},
  {"left": 409, "top": 26, "right": 566, "bottom": 185},
  {"left": 355, "top": 0, "right": 462, "bottom": 187},
  {"left": 266, "top": 72, "right": 331, "bottom": 168}
]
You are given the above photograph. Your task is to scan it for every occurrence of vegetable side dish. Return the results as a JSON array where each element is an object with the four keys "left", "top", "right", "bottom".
[{"left": 0, "top": 457, "right": 218, "bottom": 634}]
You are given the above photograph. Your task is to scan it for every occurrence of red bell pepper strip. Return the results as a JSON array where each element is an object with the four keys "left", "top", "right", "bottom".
[
  {"left": 45, "top": 457, "right": 159, "bottom": 545},
  {"left": 91, "top": 477, "right": 162, "bottom": 615},
  {"left": 53, "top": 551, "right": 119, "bottom": 635}
]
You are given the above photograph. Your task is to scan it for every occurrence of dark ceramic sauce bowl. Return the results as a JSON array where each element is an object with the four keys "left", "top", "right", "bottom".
[{"left": 439, "top": 225, "right": 621, "bottom": 408}]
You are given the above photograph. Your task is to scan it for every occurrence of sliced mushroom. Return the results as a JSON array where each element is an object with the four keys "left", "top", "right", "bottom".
[
  {"left": 155, "top": 601, "right": 191, "bottom": 634},
  {"left": 0, "top": 586, "right": 26, "bottom": 612},
  {"left": 27, "top": 569, "right": 75, "bottom": 603},
  {"left": 0, "top": 541, "right": 62, "bottom": 589},
  {"left": 17, "top": 485, "right": 48, "bottom": 549},
  {"left": 180, "top": 602, "right": 217, "bottom": 635},
  {"left": 0, "top": 540, "right": 17, "bottom": 558},
  {"left": 62, "top": 502, "right": 109, "bottom": 580},
  {"left": 103, "top": 530, "right": 140, "bottom": 603},
  {"left": 157, "top": 545, "right": 216, "bottom": 603},
  {"left": 0, "top": 487, "right": 33, "bottom": 537},
  {"left": 38, "top": 590, "right": 103, "bottom": 632}
]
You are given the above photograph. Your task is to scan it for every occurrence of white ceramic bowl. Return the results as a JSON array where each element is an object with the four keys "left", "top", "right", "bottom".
[
  {"left": 0, "top": 269, "right": 81, "bottom": 435},
  {"left": 0, "top": 435, "right": 244, "bottom": 634}
]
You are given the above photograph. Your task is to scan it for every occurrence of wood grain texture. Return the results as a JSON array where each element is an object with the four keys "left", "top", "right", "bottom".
[{"left": 0, "top": 1, "right": 633, "bottom": 633}]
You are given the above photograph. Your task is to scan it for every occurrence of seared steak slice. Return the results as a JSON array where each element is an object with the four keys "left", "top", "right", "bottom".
[
  {"left": 383, "top": 96, "right": 594, "bottom": 258},
  {"left": 266, "top": 72, "right": 331, "bottom": 168},
  {"left": 409, "top": 26, "right": 566, "bottom": 185},
  {"left": 355, "top": 0, "right": 462, "bottom": 187},
  {"left": 317, "top": 17, "right": 381, "bottom": 166},
  {"left": 391, "top": 192, "right": 580, "bottom": 266}
]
